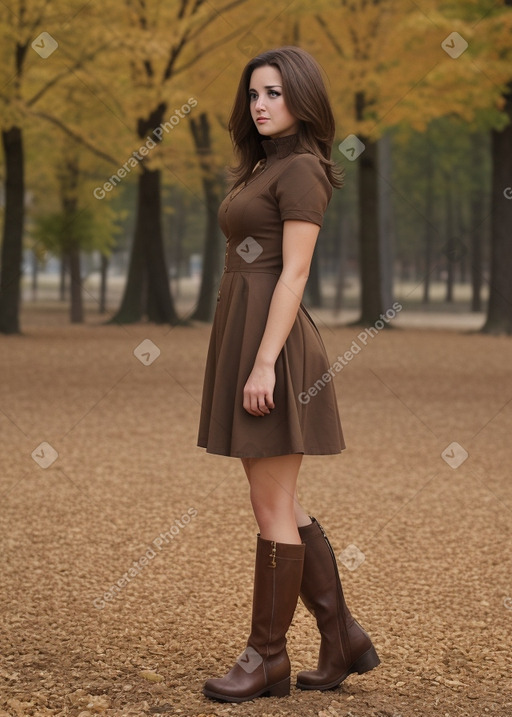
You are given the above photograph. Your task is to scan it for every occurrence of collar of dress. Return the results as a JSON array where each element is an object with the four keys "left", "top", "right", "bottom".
[{"left": 260, "top": 133, "right": 299, "bottom": 160}]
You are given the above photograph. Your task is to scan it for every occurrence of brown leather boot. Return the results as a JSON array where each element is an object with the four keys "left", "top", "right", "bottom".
[
  {"left": 203, "top": 535, "right": 305, "bottom": 702},
  {"left": 296, "top": 517, "right": 380, "bottom": 691}
]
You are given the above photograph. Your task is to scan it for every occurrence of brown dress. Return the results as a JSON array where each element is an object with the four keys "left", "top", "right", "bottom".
[{"left": 197, "top": 133, "right": 345, "bottom": 458}]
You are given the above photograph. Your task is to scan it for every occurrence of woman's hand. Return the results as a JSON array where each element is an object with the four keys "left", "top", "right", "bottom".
[{"left": 243, "top": 362, "right": 276, "bottom": 416}]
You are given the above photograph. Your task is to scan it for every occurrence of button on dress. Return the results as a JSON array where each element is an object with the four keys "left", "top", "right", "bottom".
[{"left": 197, "top": 134, "right": 345, "bottom": 458}]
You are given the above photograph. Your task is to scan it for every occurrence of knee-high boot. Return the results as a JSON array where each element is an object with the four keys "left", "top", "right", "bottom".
[
  {"left": 203, "top": 536, "right": 305, "bottom": 702},
  {"left": 296, "top": 517, "right": 380, "bottom": 690}
]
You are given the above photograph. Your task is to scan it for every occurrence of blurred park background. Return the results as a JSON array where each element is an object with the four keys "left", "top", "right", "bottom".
[
  {"left": 2, "top": 4, "right": 512, "bottom": 716},
  {"left": 1, "top": 0, "right": 512, "bottom": 335}
]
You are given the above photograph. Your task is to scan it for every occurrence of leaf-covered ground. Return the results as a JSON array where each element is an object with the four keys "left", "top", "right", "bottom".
[{"left": 1, "top": 315, "right": 511, "bottom": 717}]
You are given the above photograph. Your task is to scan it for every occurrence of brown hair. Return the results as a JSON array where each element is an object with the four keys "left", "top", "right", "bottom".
[{"left": 228, "top": 46, "right": 342, "bottom": 189}]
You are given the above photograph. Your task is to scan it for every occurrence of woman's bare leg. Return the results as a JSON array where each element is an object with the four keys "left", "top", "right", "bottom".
[
  {"left": 241, "top": 454, "right": 303, "bottom": 544},
  {"left": 293, "top": 489, "right": 312, "bottom": 527}
]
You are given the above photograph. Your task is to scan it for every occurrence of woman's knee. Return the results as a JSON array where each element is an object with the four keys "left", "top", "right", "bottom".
[{"left": 250, "top": 490, "right": 294, "bottom": 520}]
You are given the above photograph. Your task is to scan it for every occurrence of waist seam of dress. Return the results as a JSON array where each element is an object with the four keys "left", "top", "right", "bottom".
[{"left": 224, "top": 269, "right": 281, "bottom": 275}]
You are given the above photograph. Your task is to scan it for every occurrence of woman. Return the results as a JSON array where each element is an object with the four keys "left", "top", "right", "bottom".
[{"left": 197, "top": 46, "right": 379, "bottom": 703}]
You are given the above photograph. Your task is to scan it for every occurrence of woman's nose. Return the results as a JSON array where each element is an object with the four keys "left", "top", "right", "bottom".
[{"left": 255, "top": 96, "right": 266, "bottom": 112}]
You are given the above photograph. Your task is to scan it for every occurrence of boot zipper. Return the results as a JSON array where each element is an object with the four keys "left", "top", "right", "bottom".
[
  {"left": 317, "top": 520, "right": 340, "bottom": 579},
  {"left": 316, "top": 519, "right": 350, "bottom": 661},
  {"left": 269, "top": 541, "right": 276, "bottom": 568}
]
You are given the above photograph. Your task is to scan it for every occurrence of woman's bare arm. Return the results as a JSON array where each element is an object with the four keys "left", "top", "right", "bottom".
[{"left": 243, "top": 219, "right": 320, "bottom": 416}]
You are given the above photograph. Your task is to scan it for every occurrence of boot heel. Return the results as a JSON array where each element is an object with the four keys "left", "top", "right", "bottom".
[
  {"left": 351, "top": 645, "right": 380, "bottom": 675},
  {"left": 267, "top": 676, "right": 290, "bottom": 697}
]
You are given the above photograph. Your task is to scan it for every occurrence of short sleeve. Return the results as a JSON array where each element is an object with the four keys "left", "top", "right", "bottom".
[{"left": 275, "top": 153, "right": 332, "bottom": 227}]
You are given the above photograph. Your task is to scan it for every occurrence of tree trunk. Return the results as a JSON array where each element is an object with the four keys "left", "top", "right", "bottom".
[
  {"left": 422, "top": 136, "right": 434, "bottom": 304},
  {"left": 0, "top": 127, "right": 24, "bottom": 334},
  {"left": 189, "top": 113, "right": 223, "bottom": 322},
  {"left": 113, "top": 166, "right": 178, "bottom": 324},
  {"left": 173, "top": 208, "right": 183, "bottom": 302},
  {"left": 469, "top": 132, "right": 486, "bottom": 313},
  {"left": 358, "top": 136, "right": 385, "bottom": 325},
  {"left": 60, "top": 158, "right": 84, "bottom": 323},
  {"left": 306, "top": 249, "right": 322, "bottom": 307},
  {"left": 353, "top": 88, "right": 391, "bottom": 325},
  {"left": 483, "top": 81, "right": 512, "bottom": 334},
  {"left": 111, "top": 103, "right": 178, "bottom": 324},
  {"left": 378, "top": 133, "right": 394, "bottom": 311},
  {"left": 470, "top": 195, "right": 484, "bottom": 312},
  {"left": 333, "top": 200, "right": 347, "bottom": 314},
  {"left": 99, "top": 254, "right": 109, "bottom": 313},
  {"left": 444, "top": 176, "right": 454, "bottom": 303},
  {"left": 455, "top": 199, "right": 466, "bottom": 285},
  {"left": 68, "top": 244, "right": 83, "bottom": 323},
  {"left": 169, "top": 196, "right": 187, "bottom": 301},
  {"left": 60, "top": 254, "right": 68, "bottom": 301}
]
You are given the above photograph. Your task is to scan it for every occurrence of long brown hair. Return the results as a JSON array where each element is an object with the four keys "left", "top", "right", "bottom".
[{"left": 228, "top": 46, "right": 342, "bottom": 189}]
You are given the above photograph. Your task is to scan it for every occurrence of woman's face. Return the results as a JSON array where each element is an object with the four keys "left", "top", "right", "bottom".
[{"left": 248, "top": 65, "right": 298, "bottom": 139}]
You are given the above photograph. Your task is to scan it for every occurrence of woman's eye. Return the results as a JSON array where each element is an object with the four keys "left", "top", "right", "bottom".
[
  {"left": 268, "top": 90, "right": 280, "bottom": 98},
  {"left": 249, "top": 92, "right": 257, "bottom": 101}
]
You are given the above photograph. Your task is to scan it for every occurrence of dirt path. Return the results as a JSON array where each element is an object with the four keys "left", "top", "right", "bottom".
[{"left": 1, "top": 316, "right": 511, "bottom": 716}]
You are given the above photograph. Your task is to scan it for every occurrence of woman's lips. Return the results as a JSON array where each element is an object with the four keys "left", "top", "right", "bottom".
[{"left": 256, "top": 117, "right": 269, "bottom": 123}]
